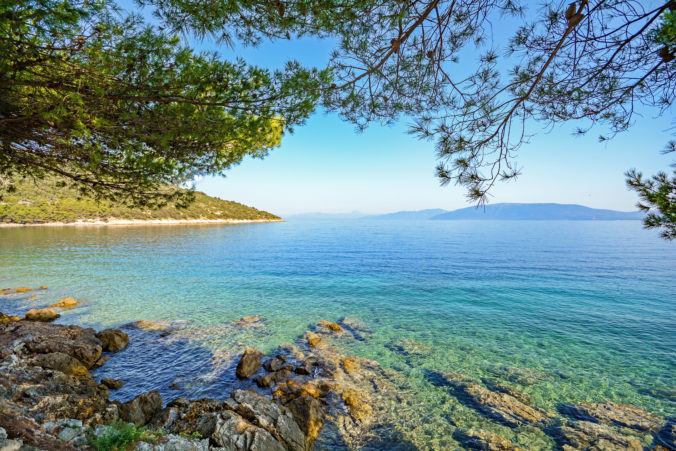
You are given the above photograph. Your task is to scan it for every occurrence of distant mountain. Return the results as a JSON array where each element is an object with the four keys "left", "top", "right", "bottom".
[
  {"left": 431, "top": 203, "right": 642, "bottom": 220},
  {"left": 286, "top": 211, "right": 365, "bottom": 220},
  {"left": 363, "top": 209, "right": 449, "bottom": 220}
]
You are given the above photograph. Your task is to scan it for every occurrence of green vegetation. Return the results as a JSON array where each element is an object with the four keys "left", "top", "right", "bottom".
[
  {"left": 0, "top": 176, "right": 280, "bottom": 223},
  {"left": 87, "top": 421, "right": 162, "bottom": 451},
  {"left": 1, "top": 0, "right": 327, "bottom": 207}
]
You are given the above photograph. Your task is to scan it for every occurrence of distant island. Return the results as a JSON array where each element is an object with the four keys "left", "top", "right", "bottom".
[
  {"left": 365, "top": 203, "right": 643, "bottom": 221},
  {"left": 0, "top": 176, "right": 280, "bottom": 225}
]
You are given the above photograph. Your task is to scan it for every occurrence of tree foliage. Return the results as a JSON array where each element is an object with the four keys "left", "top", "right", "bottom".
[{"left": 1, "top": 0, "right": 330, "bottom": 206}]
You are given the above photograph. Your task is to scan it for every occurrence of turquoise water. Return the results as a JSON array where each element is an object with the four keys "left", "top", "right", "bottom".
[{"left": 1, "top": 220, "right": 675, "bottom": 448}]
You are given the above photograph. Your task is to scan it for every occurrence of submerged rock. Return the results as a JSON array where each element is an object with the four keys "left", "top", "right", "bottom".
[
  {"left": 438, "top": 372, "right": 547, "bottom": 427},
  {"left": 560, "top": 402, "right": 665, "bottom": 432},
  {"left": 317, "top": 320, "right": 343, "bottom": 333},
  {"left": 453, "top": 428, "right": 522, "bottom": 450},
  {"left": 50, "top": 297, "right": 78, "bottom": 308},
  {"left": 305, "top": 332, "right": 322, "bottom": 348},
  {"left": 118, "top": 390, "right": 163, "bottom": 426},
  {"left": 96, "top": 328, "right": 130, "bottom": 351},
  {"left": 489, "top": 365, "right": 550, "bottom": 386},
  {"left": 236, "top": 348, "right": 264, "bottom": 379},
  {"left": 24, "top": 307, "right": 60, "bottom": 322},
  {"left": 101, "top": 378, "right": 125, "bottom": 389},
  {"left": 654, "top": 417, "right": 676, "bottom": 449},
  {"left": 232, "top": 315, "right": 266, "bottom": 328},
  {"left": 546, "top": 420, "right": 644, "bottom": 450}
]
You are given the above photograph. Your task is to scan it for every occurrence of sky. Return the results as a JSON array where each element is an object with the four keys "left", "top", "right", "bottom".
[{"left": 122, "top": 1, "right": 675, "bottom": 216}]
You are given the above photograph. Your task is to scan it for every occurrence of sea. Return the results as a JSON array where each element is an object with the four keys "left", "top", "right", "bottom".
[{"left": 1, "top": 219, "right": 674, "bottom": 449}]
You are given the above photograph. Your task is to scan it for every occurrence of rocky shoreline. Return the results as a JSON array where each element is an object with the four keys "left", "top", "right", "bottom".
[{"left": 1, "top": 285, "right": 675, "bottom": 450}]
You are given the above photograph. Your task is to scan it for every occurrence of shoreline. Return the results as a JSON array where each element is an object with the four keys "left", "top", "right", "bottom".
[{"left": 0, "top": 218, "right": 284, "bottom": 227}]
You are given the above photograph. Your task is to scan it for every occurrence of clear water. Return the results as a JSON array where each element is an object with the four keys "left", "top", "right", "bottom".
[{"left": 1, "top": 220, "right": 675, "bottom": 448}]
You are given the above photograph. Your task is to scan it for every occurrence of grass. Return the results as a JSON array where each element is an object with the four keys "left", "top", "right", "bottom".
[
  {"left": 0, "top": 175, "right": 280, "bottom": 223},
  {"left": 88, "top": 422, "right": 163, "bottom": 451}
]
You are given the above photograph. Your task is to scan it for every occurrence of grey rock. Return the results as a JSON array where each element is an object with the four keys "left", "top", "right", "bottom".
[
  {"left": 119, "top": 390, "right": 163, "bottom": 426},
  {"left": 57, "top": 427, "right": 81, "bottom": 443},
  {"left": 236, "top": 348, "right": 264, "bottom": 379}
]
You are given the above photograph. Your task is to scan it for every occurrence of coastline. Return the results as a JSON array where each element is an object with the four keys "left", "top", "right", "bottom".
[{"left": 0, "top": 218, "right": 284, "bottom": 227}]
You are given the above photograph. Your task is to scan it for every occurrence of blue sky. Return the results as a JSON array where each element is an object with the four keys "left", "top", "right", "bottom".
[{"left": 122, "top": 1, "right": 675, "bottom": 216}]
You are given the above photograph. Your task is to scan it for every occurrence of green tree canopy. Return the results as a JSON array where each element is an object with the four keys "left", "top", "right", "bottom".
[
  {"left": 1, "top": 0, "right": 330, "bottom": 206},
  {"left": 150, "top": 0, "right": 676, "bottom": 237}
]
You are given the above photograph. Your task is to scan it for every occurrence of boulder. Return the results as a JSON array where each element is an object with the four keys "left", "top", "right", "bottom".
[
  {"left": 118, "top": 390, "right": 162, "bottom": 426},
  {"left": 229, "top": 389, "right": 306, "bottom": 451},
  {"left": 101, "top": 378, "right": 124, "bottom": 389},
  {"left": 263, "top": 356, "right": 286, "bottom": 372},
  {"left": 4, "top": 322, "right": 103, "bottom": 368},
  {"left": 236, "top": 348, "right": 264, "bottom": 379},
  {"left": 24, "top": 308, "right": 60, "bottom": 322},
  {"left": 39, "top": 286, "right": 48, "bottom": 290},
  {"left": 286, "top": 395, "right": 324, "bottom": 448},
  {"left": 96, "top": 329, "right": 129, "bottom": 352},
  {"left": 255, "top": 367, "right": 293, "bottom": 388},
  {"left": 50, "top": 297, "right": 78, "bottom": 308},
  {"left": 560, "top": 402, "right": 665, "bottom": 432},
  {"left": 29, "top": 352, "right": 90, "bottom": 380},
  {"left": 15, "top": 287, "right": 32, "bottom": 293}
]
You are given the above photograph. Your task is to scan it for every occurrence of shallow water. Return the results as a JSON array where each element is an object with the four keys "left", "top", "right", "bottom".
[{"left": 1, "top": 220, "right": 675, "bottom": 448}]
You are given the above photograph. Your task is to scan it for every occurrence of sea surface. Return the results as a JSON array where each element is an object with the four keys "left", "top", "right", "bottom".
[{"left": 1, "top": 220, "right": 675, "bottom": 449}]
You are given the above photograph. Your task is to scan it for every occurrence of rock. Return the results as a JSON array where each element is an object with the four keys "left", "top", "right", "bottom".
[
  {"left": 0, "top": 426, "right": 22, "bottom": 451},
  {"left": 255, "top": 367, "right": 293, "bottom": 388},
  {"left": 101, "top": 378, "right": 124, "bottom": 389},
  {"left": 440, "top": 374, "right": 547, "bottom": 427},
  {"left": 286, "top": 395, "right": 324, "bottom": 448},
  {"left": 29, "top": 352, "right": 90, "bottom": 380},
  {"left": 92, "top": 355, "right": 110, "bottom": 369},
  {"left": 118, "top": 390, "right": 162, "bottom": 426},
  {"left": 341, "top": 357, "right": 360, "bottom": 375},
  {"left": 0, "top": 312, "right": 20, "bottom": 324},
  {"left": 14, "top": 287, "right": 32, "bottom": 293},
  {"left": 96, "top": 329, "right": 130, "bottom": 351},
  {"left": 560, "top": 402, "right": 665, "bottom": 432},
  {"left": 546, "top": 420, "right": 644, "bottom": 450},
  {"left": 453, "top": 428, "right": 521, "bottom": 450},
  {"left": 387, "top": 338, "right": 434, "bottom": 362},
  {"left": 24, "top": 308, "right": 60, "bottom": 322},
  {"left": 306, "top": 332, "right": 322, "bottom": 348},
  {"left": 342, "top": 388, "right": 372, "bottom": 422},
  {"left": 135, "top": 434, "right": 210, "bottom": 450},
  {"left": 236, "top": 348, "right": 264, "bottom": 379},
  {"left": 39, "top": 286, "right": 48, "bottom": 290},
  {"left": 654, "top": 417, "right": 676, "bottom": 449},
  {"left": 481, "top": 378, "right": 533, "bottom": 404},
  {"left": 489, "top": 365, "right": 549, "bottom": 386},
  {"left": 57, "top": 426, "right": 82, "bottom": 443},
  {"left": 2, "top": 322, "right": 103, "bottom": 368},
  {"left": 232, "top": 315, "right": 265, "bottom": 327},
  {"left": 50, "top": 297, "right": 78, "bottom": 308},
  {"left": 263, "top": 356, "right": 286, "bottom": 372},
  {"left": 317, "top": 320, "right": 343, "bottom": 332},
  {"left": 129, "top": 320, "right": 177, "bottom": 333},
  {"left": 229, "top": 389, "right": 306, "bottom": 451}
]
